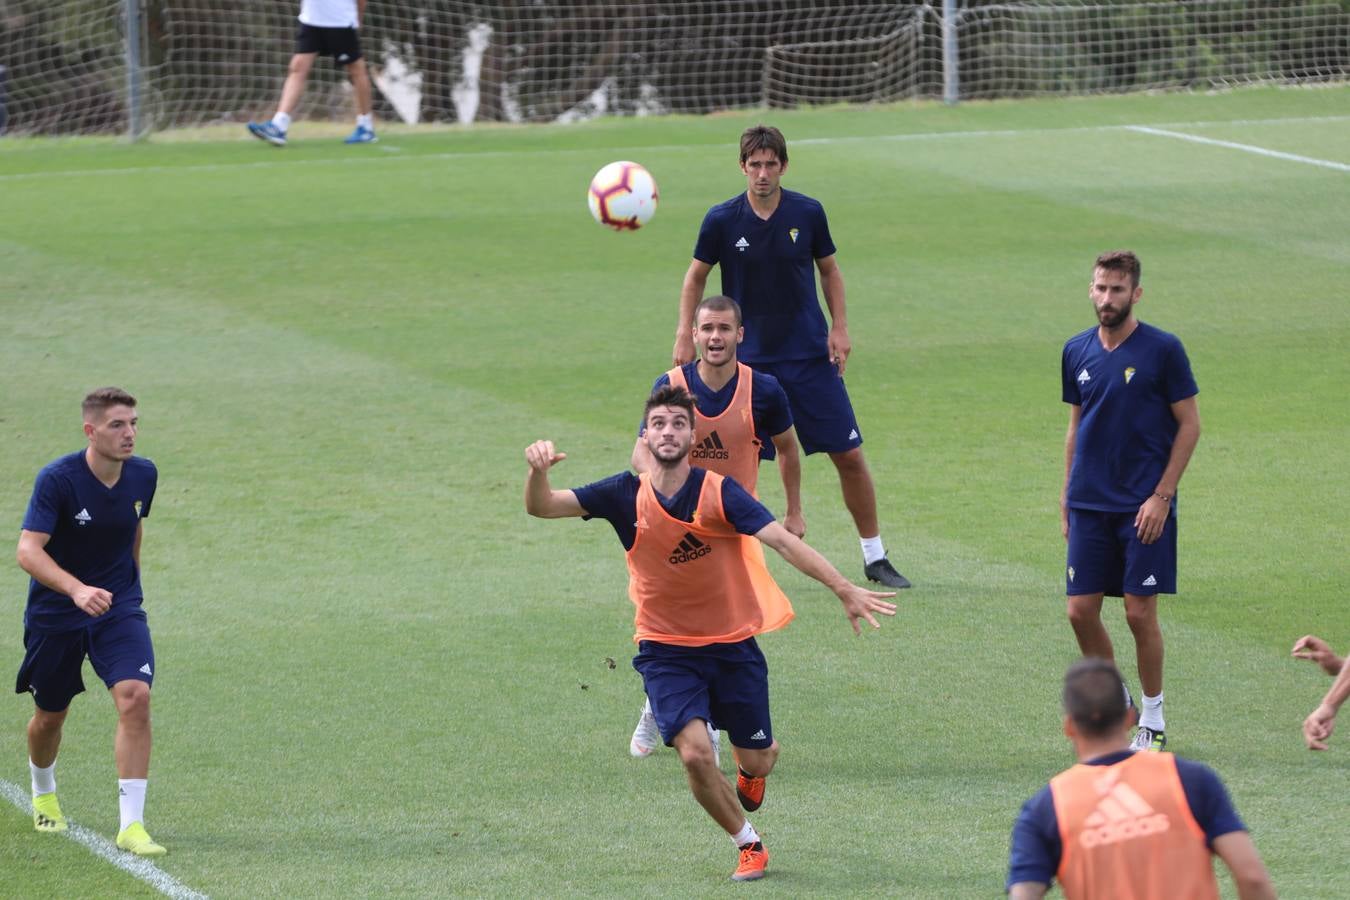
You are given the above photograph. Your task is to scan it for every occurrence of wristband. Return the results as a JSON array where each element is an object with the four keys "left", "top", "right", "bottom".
[{"left": 1153, "top": 491, "right": 1172, "bottom": 502}]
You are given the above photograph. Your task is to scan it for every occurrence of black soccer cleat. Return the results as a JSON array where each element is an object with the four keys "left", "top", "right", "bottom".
[{"left": 864, "top": 557, "right": 912, "bottom": 589}]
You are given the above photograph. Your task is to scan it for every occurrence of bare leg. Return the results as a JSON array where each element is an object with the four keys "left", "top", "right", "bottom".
[
  {"left": 111, "top": 680, "right": 151, "bottom": 779},
  {"left": 672, "top": 719, "right": 744, "bottom": 834},
  {"left": 1067, "top": 593, "right": 1114, "bottom": 660},
  {"left": 276, "top": 53, "right": 317, "bottom": 117},
  {"left": 28, "top": 706, "right": 68, "bottom": 769},
  {"left": 347, "top": 59, "right": 373, "bottom": 117},
  {"left": 828, "top": 447, "right": 880, "bottom": 538},
  {"left": 1123, "top": 594, "right": 1163, "bottom": 697}
]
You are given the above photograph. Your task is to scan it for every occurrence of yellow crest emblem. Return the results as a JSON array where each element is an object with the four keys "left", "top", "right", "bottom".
[
  {"left": 1124, "top": 367, "right": 1136, "bottom": 384},
  {"left": 1067, "top": 566, "right": 1076, "bottom": 582},
  {"left": 133, "top": 500, "right": 143, "bottom": 517},
  {"left": 788, "top": 228, "right": 799, "bottom": 244}
]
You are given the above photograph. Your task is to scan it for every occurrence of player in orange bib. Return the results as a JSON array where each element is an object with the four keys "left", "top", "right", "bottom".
[
  {"left": 525, "top": 385, "right": 897, "bottom": 883},
  {"left": 1007, "top": 659, "right": 1274, "bottom": 900},
  {"left": 627, "top": 295, "right": 805, "bottom": 760}
]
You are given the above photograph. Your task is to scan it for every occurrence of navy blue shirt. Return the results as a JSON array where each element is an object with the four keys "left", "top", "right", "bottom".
[
  {"left": 572, "top": 468, "right": 774, "bottom": 551},
  {"left": 693, "top": 189, "right": 836, "bottom": 363},
  {"left": 21, "top": 451, "right": 157, "bottom": 633},
  {"left": 1006, "top": 751, "right": 1246, "bottom": 891},
  {"left": 638, "top": 364, "right": 794, "bottom": 461},
  {"left": 1062, "top": 321, "right": 1198, "bottom": 512}
]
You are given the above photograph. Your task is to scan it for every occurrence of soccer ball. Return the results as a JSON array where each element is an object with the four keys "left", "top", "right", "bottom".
[{"left": 588, "top": 161, "right": 658, "bottom": 231}]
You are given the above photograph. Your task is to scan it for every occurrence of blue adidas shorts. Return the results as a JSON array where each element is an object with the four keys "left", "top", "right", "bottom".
[
  {"left": 15, "top": 607, "right": 155, "bottom": 712},
  {"left": 632, "top": 638, "right": 774, "bottom": 750},
  {"left": 750, "top": 357, "right": 863, "bottom": 456},
  {"left": 1066, "top": 508, "right": 1177, "bottom": 598}
]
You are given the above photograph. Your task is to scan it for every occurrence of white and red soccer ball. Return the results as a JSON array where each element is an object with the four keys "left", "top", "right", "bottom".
[{"left": 588, "top": 161, "right": 658, "bottom": 231}]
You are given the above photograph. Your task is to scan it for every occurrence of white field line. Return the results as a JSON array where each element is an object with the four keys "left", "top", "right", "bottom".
[
  {"left": 0, "top": 114, "right": 1347, "bottom": 184},
  {"left": 0, "top": 779, "right": 209, "bottom": 900},
  {"left": 1126, "top": 125, "right": 1350, "bottom": 172}
]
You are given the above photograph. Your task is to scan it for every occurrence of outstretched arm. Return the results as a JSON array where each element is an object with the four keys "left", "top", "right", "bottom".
[
  {"left": 770, "top": 428, "right": 805, "bottom": 538},
  {"left": 754, "top": 521, "right": 896, "bottom": 635},
  {"left": 524, "top": 440, "right": 587, "bottom": 518},
  {"left": 1294, "top": 636, "right": 1350, "bottom": 750}
]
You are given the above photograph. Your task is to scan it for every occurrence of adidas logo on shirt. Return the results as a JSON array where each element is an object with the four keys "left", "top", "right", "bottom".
[
  {"left": 74, "top": 508, "right": 92, "bottom": 525},
  {"left": 1077, "top": 368, "right": 1091, "bottom": 384},
  {"left": 735, "top": 236, "right": 749, "bottom": 252},
  {"left": 668, "top": 532, "right": 711, "bottom": 565},
  {"left": 1079, "top": 778, "right": 1171, "bottom": 848},
  {"left": 691, "top": 431, "right": 729, "bottom": 460}
]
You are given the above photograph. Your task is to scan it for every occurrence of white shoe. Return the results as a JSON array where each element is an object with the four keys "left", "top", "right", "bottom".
[{"left": 630, "top": 705, "right": 660, "bottom": 758}]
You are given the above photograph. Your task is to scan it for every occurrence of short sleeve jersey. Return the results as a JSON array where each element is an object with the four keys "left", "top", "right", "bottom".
[
  {"left": 299, "top": 0, "right": 359, "bottom": 27},
  {"left": 572, "top": 469, "right": 773, "bottom": 551},
  {"left": 639, "top": 364, "right": 794, "bottom": 461},
  {"left": 21, "top": 451, "right": 157, "bottom": 633},
  {"left": 1006, "top": 750, "right": 1245, "bottom": 892},
  {"left": 1062, "top": 321, "right": 1198, "bottom": 512},
  {"left": 693, "top": 189, "right": 836, "bottom": 363}
]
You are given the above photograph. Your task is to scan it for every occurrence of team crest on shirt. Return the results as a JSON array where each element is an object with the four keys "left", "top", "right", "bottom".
[
  {"left": 1123, "top": 367, "right": 1136, "bottom": 384},
  {"left": 788, "top": 228, "right": 799, "bottom": 243},
  {"left": 133, "top": 500, "right": 143, "bottom": 517}
]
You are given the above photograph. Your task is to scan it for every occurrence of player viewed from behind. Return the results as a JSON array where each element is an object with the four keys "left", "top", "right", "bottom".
[
  {"left": 14, "top": 388, "right": 167, "bottom": 857},
  {"left": 524, "top": 385, "right": 896, "bottom": 882},
  {"left": 627, "top": 295, "right": 805, "bottom": 759},
  {"left": 1007, "top": 658, "right": 1275, "bottom": 900},
  {"left": 674, "top": 124, "right": 911, "bottom": 590},
  {"left": 247, "top": 0, "right": 377, "bottom": 146},
  {"left": 1291, "top": 635, "right": 1350, "bottom": 750},
  {"left": 1060, "top": 251, "right": 1201, "bottom": 752}
]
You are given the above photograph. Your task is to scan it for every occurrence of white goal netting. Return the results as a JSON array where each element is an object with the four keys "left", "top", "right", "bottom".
[{"left": 1, "top": 1, "right": 1346, "bottom": 136}]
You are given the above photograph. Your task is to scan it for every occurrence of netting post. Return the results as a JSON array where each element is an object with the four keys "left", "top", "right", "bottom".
[
  {"left": 942, "top": 0, "right": 959, "bottom": 105},
  {"left": 125, "top": 0, "right": 143, "bottom": 141}
]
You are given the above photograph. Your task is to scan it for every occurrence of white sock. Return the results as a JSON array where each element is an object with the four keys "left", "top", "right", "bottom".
[
  {"left": 30, "top": 759, "right": 56, "bottom": 796},
  {"left": 730, "top": 819, "right": 760, "bottom": 847},
  {"left": 273, "top": 112, "right": 291, "bottom": 131},
  {"left": 860, "top": 535, "right": 886, "bottom": 565},
  {"left": 356, "top": 113, "right": 373, "bottom": 129},
  {"left": 118, "top": 779, "right": 147, "bottom": 831},
  {"left": 1139, "top": 693, "right": 1165, "bottom": 731},
  {"left": 644, "top": 696, "right": 653, "bottom": 716}
]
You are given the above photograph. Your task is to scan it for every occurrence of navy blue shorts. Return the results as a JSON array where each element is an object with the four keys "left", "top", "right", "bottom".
[
  {"left": 632, "top": 638, "right": 773, "bottom": 750},
  {"left": 295, "top": 24, "right": 363, "bottom": 64},
  {"left": 1066, "top": 508, "right": 1177, "bottom": 598},
  {"left": 750, "top": 357, "right": 863, "bottom": 456},
  {"left": 15, "top": 607, "right": 155, "bottom": 712}
]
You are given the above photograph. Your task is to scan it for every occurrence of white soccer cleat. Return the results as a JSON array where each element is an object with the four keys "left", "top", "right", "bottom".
[{"left": 630, "top": 705, "right": 660, "bottom": 758}]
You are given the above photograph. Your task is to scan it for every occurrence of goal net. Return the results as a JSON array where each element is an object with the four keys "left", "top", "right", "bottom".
[{"left": 1, "top": 1, "right": 1346, "bottom": 136}]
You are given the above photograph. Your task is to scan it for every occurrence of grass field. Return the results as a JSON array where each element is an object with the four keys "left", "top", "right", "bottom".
[{"left": 1, "top": 85, "right": 1348, "bottom": 898}]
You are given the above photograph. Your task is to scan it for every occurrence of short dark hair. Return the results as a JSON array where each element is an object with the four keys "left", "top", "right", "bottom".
[
  {"left": 694, "top": 295, "right": 743, "bottom": 328},
  {"left": 1062, "top": 657, "right": 1129, "bottom": 738},
  {"left": 1094, "top": 250, "right": 1142, "bottom": 289},
  {"left": 82, "top": 387, "right": 137, "bottom": 421},
  {"left": 740, "top": 125, "right": 788, "bottom": 166},
  {"left": 644, "top": 384, "right": 696, "bottom": 425}
]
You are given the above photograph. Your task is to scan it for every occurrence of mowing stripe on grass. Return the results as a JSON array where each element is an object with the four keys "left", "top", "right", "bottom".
[
  {"left": 0, "top": 779, "right": 209, "bottom": 900},
  {"left": 1126, "top": 125, "right": 1350, "bottom": 172},
  {"left": 0, "top": 115, "right": 1346, "bottom": 184}
]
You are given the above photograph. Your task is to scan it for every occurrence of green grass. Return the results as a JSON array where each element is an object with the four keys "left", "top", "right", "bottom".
[{"left": 1, "top": 85, "right": 1348, "bottom": 898}]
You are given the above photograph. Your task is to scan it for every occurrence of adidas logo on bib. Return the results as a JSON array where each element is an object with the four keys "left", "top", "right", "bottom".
[{"left": 668, "top": 532, "right": 711, "bottom": 565}]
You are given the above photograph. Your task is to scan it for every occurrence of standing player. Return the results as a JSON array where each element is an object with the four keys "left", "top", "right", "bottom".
[
  {"left": 1291, "top": 635, "right": 1350, "bottom": 750},
  {"left": 628, "top": 294, "right": 804, "bottom": 758},
  {"left": 14, "top": 388, "right": 166, "bottom": 856},
  {"left": 1006, "top": 658, "right": 1275, "bottom": 900},
  {"left": 247, "top": 0, "right": 377, "bottom": 146},
  {"left": 525, "top": 385, "right": 896, "bottom": 882},
  {"left": 1061, "top": 251, "right": 1201, "bottom": 752},
  {"left": 673, "top": 124, "right": 911, "bottom": 590}
]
